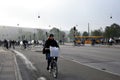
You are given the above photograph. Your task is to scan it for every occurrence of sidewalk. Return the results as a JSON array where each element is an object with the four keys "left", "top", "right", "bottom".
[{"left": 0, "top": 47, "right": 22, "bottom": 80}]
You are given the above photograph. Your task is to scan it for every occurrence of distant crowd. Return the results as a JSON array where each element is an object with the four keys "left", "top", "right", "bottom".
[{"left": 0, "top": 39, "right": 45, "bottom": 49}]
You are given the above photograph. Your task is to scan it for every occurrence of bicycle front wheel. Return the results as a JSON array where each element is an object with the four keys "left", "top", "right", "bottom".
[{"left": 52, "top": 62, "right": 58, "bottom": 78}]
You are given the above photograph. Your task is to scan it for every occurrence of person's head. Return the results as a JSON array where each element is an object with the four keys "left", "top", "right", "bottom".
[{"left": 49, "top": 34, "right": 54, "bottom": 40}]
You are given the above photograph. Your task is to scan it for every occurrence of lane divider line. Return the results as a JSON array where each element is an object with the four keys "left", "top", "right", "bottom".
[
  {"left": 14, "top": 53, "right": 23, "bottom": 80},
  {"left": 13, "top": 50, "right": 37, "bottom": 71}
]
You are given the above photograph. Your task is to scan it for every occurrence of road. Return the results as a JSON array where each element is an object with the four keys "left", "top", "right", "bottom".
[
  {"left": 61, "top": 45, "right": 120, "bottom": 75},
  {"left": 13, "top": 45, "right": 120, "bottom": 80}
]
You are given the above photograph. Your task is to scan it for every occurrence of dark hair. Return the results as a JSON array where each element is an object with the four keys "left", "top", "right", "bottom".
[{"left": 49, "top": 34, "right": 54, "bottom": 37}]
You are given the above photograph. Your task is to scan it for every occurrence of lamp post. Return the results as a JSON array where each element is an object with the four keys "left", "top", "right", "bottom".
[
  {"left": 100, "top": 27, "right": 103, "bottom": 36},
  {"left": 62, "top": 34, "right": 65, "bottom": 45},
  {"left": 55, "top": 26, "right": 62, "bottom": 44},
  {"left": 88, "top": 23, "right": 90, "bottom": 36},
  {"left": 33, "top": 29, "right": 36, "bottom": 40},
  {"left": 73, "top": 26, "right": 76, "bottom": 46},
  {"left": 58, "top": 26, "right": 62, "bottom": 44},
  {"left": 46, "top": 32, "right": 48, "bottom": 38},
  {"left": 29, "top": 35, "right": 31, "bottom": 41}
]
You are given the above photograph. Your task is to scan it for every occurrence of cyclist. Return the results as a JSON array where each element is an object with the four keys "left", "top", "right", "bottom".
[{"left": 43, "top": 34, "right": 59, "bottom": 70}]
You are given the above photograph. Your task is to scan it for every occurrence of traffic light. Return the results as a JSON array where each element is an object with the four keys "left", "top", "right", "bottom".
[
  {"left": 38, "top": 16, "right": 40, "bottom": 18},
  {"left": 74, "top": 26, "right": 76, "bottom": 31},
  {"left": 110, "top": 16, "right": 112, "bottom": 19}
]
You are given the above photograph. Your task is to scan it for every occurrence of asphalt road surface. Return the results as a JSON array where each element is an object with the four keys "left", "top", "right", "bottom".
[
  {"left": 14, "top": 45, "right": 120, "bottom": 80},
  {"left": 60, "top": 45, "right": 120, "bottom": 76}
]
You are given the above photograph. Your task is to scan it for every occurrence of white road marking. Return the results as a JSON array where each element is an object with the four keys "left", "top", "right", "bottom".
[
  {"left": 14, "top": 53, "right": 23, "bottom": 80},
  {"left": 12, "top": 50, "right": 47, "bottom": 80},
  {"left": 13, "top": 50, "right": 37, "bottom": 71}
]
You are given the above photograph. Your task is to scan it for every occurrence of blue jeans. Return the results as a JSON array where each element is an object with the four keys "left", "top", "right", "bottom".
[
  {"left": 46, "top": 53, "right": 50, "bottom": 60},
  {"left": 46, "top": 53, "right": 58, "bottom": 69}
]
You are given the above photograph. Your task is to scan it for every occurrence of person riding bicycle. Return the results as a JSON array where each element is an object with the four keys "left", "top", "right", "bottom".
[{"left": 43, "top": 34, "right": 59, "bottom": 70}]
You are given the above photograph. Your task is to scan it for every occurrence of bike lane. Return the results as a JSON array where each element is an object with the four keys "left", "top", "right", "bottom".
[
  {"left": 13, "top": 47, "right": 120, "bottom": 80},
  {"left": 0, "top": 47, "right": 22, "bottom": 80}
]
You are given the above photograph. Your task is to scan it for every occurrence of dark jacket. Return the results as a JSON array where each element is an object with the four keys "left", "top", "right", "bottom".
[{"left": 43, "top": 38, "right": 59, "bottom": 54}]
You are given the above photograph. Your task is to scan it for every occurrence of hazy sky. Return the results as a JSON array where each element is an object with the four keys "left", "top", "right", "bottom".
[{"left": 0, "top": 0, "right": 120, "bottom": 32}]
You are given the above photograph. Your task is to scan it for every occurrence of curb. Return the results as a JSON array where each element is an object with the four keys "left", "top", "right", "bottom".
[
  {"left": 12, "top": 50, "right": 23, "bottom": 80},
  {"left": 12, "top": 49, "right": 47, "bottom": 80}
]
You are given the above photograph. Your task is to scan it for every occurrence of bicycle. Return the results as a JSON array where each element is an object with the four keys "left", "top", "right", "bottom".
[
  {"left": 45, "top": 46, "right": 59, "bottom": 78},
  {"left": 49, "top": 57, "right": 58, "bottom": 78}
]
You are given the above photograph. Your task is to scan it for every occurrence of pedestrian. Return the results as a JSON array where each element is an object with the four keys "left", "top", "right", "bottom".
[
  {"left": 11, "top": 40, "right": 15, "bottom": 49},
  {"left": 4, "top": 39, "right": 8, "bottom": 49},
  {"left": 23, "top": 40, "right": 27, "bottom": 49},
  {"left": 91, "top": 38, "right": 95, "bottom": 46},
  {"left": 109, "top": 38, "right": 113, "bottom": 45}
]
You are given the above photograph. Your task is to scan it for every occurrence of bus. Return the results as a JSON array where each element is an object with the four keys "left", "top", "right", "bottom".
[{"left": 74, "top": 36, "right": 104, "bottom": 45}]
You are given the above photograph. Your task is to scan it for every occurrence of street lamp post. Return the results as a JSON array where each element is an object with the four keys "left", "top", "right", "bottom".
[
  {"left": 73, "top": 26, "right": 76, "bottom": 46},
  {"left": 62, "top": 34, "right": 65, "bottom": 45},
  {"left": 55, "top": 26, "right": 61, "bottom": 44},
  {"left": 88, "top": 23, "right": 90, "bottom": 36},
  {"left": 58, "top": 26, "right": 62, "bottom": 44},
  {"left": 57, "top": 29, "right": 60, "bottom": 43},
  {"left": 33, "top": 32, "right": 35, "bottom": 40},
  {"left": 46, "top": 32, "right": 48, "bottom": 39},
  {"left": 100, "top": 27, "right": 103, "bottom": 36}
]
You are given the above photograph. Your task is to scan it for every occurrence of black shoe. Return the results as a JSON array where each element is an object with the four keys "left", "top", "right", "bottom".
[{"left": 47, "top": 67, "right": 49, "bottom": 70}]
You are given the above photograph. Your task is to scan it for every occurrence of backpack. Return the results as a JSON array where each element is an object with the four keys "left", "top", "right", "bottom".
[{"left": 42, "top": 47, "right": 46, "bottom": 54}]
